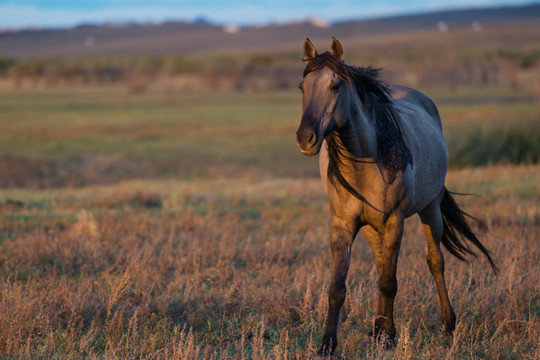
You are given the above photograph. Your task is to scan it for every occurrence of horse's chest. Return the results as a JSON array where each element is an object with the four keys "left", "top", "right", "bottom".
[{"left": 320, "top": 149, "right": 407, "bottom": 219}]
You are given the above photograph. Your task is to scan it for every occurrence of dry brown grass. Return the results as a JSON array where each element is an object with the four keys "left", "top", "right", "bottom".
[{"left": 0, "top": 164, "right": 538, "bottom": 358}]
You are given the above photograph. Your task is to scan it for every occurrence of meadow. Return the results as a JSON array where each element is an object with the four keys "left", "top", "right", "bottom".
[
  {"left": 0, "top": 86, "right": 538, "bottom": 187},
  {"left": 0, "top": 86, "right": 539, "bottom": 359}
]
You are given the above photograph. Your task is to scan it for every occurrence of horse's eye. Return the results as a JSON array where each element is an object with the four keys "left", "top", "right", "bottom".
[
  {"left": 298, "top": 85, "right": 304, "bottom": 93},
  {"left": 331, "top": 83, "right": 340, "bottom": 92}
]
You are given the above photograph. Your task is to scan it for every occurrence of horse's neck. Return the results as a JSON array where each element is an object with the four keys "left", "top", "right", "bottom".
[{"left": 336, "top": 103, "right": 377, "bottom": 160}]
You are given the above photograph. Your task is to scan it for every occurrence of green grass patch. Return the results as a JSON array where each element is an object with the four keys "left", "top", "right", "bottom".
[{"left": 0, "top": 87, "right": 538, "bottom": 187}]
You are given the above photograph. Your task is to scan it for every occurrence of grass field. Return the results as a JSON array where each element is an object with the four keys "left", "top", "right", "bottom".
[
  {"left": 0, "top": 86, "right": 538, "bottom": 188},
  {"left": 0, "top": 87, "right": 539, "bottom": 358}
]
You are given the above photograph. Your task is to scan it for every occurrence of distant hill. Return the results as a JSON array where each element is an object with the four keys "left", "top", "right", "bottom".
[{"left": 1, "top": 3, "right": 540, "bottom": 59}]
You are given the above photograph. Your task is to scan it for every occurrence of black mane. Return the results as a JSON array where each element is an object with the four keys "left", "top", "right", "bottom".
[{"left": 303, "top": 53, "right": 413, "bottom": 205}]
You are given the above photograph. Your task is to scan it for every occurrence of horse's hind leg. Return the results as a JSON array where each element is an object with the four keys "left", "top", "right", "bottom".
[{"left": 419, "top": 199, "right": 456, "bottom": 334}]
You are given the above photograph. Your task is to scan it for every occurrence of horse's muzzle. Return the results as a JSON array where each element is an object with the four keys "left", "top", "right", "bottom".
[{"left": 296, "top": 128, "right": 321, "bottom": 156}]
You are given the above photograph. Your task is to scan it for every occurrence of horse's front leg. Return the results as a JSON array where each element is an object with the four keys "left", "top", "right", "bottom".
[
  {"left": 317, "top": 216, "right": 359, "bottom": 357},
  {"left": 361, "top": 213, "right": 404, "bottom": 347}
]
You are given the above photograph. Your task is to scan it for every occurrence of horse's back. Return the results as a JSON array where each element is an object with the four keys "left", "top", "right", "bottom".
[
  {"left": 389, "top": 85, "right": 448, "bottom": 215},
  {"left": 389, "top": 85, "right": 442, "bottom": 129}
]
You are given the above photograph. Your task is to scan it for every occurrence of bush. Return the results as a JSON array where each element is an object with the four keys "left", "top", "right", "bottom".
[
  {"left": 0, "top": 57, "right": 14, "bottom": 76},
  {"left": 448, "top": 120, "right": 540, "bottom": 167}
]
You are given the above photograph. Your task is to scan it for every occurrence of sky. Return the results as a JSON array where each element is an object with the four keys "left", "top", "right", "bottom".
[{"left": 0, "top": 0, "right": 539, "bottom": 29}]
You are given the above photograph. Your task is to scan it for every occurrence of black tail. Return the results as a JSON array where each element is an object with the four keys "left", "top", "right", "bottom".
[{"left": 440, "top": 187, "right": 498, "bottom": 274}]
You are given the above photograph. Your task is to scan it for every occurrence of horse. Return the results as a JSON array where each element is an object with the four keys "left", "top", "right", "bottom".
[{"left": 295, "top": 38, "right": 497, "bottom": 356}]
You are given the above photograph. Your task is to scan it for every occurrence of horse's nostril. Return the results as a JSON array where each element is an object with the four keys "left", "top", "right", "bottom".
[
  {"left": 308, "top": 132, "right": 315, "bottom": 145},
  {"left": 296, "top": 128, "right": 317, "bottom": 150}
]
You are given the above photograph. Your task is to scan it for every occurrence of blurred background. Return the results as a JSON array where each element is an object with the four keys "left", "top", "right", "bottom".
[{"left": 0, "top": 0, "right": 539, "bottom": 188}]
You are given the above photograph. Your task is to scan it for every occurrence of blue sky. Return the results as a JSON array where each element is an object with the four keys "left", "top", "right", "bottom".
[{"left": 0, "top": 0, "right": 538, "bottom": 29}]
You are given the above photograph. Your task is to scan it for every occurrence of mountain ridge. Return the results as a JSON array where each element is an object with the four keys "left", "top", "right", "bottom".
[{"left": 1, "top": 3, "right": 539, "bottom": 59}]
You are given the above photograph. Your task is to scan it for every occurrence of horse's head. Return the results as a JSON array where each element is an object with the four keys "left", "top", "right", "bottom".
[{"left": 296, "top": 38, "right": 354, "bottom": 156}]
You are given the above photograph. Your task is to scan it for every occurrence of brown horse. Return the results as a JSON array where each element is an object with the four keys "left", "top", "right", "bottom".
[{"left": 295, "top": 38, "right": 497, "bottom": 356}]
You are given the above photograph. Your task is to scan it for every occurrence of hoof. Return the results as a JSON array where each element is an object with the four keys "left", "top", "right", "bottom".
[
  {"left": 444, "top": 331, "right": 454, "bottom": 347},
  {"left": 443, "top": 318, "right": 456, "bottom": 347},
  {"left": 317, "top": 334, "right": 337, "bottom": 357},
  {"left": 362, "top": 331, "right": 395, "bottom": 350},
  {"left": 316, "top": 347, "right": 332, "bottom": 358}
]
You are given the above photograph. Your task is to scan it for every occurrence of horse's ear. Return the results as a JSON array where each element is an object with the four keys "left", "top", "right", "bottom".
[
  {"left": 303, "top": 38, "right": 318, "bottom": 61},
  {"left": 330, "top": 37, "right": 344, "bottom": 61}
]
